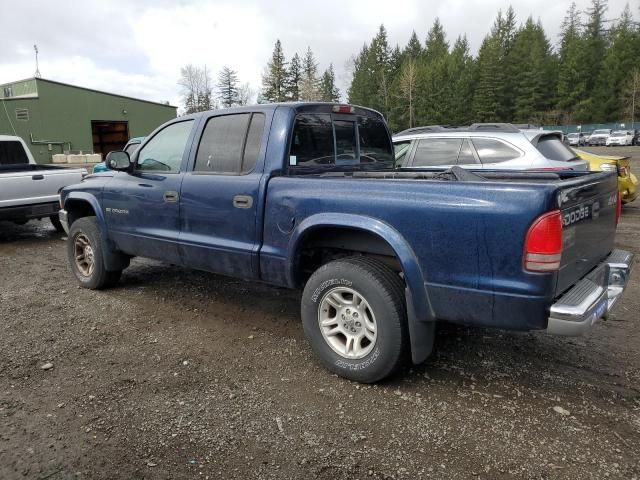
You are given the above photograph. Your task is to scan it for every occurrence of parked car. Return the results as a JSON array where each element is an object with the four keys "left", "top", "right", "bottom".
[
  {"left": 632, "top": 130, "right": 640, "bottom": 146},
  {"left": 583, "top": 131, "right": 592, "bottom": 144},
  {"left": 606, "top": 130, "right": 634, "bottom": 146},
  {"left": 566, "top": 132, "right": 586, "bottom": 146},
  {"left": 574, "top": 148, "right": 638, "bottom": 204},
  {"left": 0, "top": 135, "right": 86, "bottom": 231},
  {"left": 588, "top": 129, "right": 612, "bottom": 146},
  {"left": 93, "top": 137, "right": 145, "bottom": 174},
  {"left": 59, "top": 103, "right": 632, "bottom": 383},
  {"left": 393, "top": 124, "right": 588, "bottom": 171}
]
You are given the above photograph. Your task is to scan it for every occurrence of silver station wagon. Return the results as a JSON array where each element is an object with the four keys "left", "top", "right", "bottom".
[{"left": 393, "top": 124, "right": 589, "bottom": 171}]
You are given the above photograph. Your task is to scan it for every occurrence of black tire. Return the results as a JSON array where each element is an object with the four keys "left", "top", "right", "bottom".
[
  {"left": 67, "top": 216, "right": 122, "bottom": 289},
  {"left": 50, "top": 215, "right": 65, "bottom": 233},
  {"left": 301, "top": 256, "right": 408, "bottom": 383}
]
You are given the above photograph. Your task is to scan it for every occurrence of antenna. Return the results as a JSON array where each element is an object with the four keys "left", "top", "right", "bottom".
[{"left": 34, "top": 44, "right": 41, "bottom": 78}]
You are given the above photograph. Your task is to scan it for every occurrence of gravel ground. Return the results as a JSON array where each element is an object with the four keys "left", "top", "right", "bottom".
[{"left": 1, "top": 146, "right": 639, "bottom": 480}]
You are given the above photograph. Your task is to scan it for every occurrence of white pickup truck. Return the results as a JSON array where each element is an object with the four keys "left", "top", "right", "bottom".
[{"left": 0, "top": 135, "right": 86, "bottom": 231}]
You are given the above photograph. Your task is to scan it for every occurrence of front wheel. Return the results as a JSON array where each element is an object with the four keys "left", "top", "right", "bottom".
[
  {"left": 67, "top": 216, "right": 122, "bottom": 289},
  {"left": 301, "top": 257, "right": 408, "bottom": 383}
]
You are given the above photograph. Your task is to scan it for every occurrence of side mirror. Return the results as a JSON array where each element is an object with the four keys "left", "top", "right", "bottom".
[{"left": 105, "top": 151, "right": 131, "bottom": 171}]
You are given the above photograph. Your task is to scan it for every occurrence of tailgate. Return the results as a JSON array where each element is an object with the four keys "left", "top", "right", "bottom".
[
  {"left": 0, "top": 167, "right": 83, "bottom": 208},
  {"left": 555, "top": 172, "right": 618, "bottom": 295}
]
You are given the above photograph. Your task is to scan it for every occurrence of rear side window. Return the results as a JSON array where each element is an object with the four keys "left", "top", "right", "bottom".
[
  {"left": 0, "top": 140, "right": 29, "bottom": 165},
  {"left": 412, "top": 138, "right": 462, "bottom": 166},
  {"left": 289, "top": 113, "right": 393, "bottom": 168},
  {"left": 535, "top": 136, "right": 577, "bottom": 161},
  {"left": 472, "top": 138, "right": 520, "bottom": 163},
  {"left": 195, "top": 113, "right": 265, "bottom": 174}
]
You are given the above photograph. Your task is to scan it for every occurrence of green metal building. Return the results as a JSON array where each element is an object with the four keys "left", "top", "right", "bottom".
[{"left": 0, "top": 77, "right": 177, "bottom": 163}]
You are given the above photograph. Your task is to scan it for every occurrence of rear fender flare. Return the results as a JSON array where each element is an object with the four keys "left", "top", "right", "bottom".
[{"left": 288, "top": 213, "right": 436, "bottom": 363}]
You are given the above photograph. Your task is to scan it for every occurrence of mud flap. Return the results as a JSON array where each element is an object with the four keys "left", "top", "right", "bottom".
[{"left": 405, "top": 287, "right": 436, "bottom": 364}]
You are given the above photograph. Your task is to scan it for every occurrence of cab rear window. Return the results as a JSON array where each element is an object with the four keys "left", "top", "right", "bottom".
[
  {"left": 0, "top": 140, "right": 29, "bottom": 165},
  {"left": 289, "top": 113, "right": 392, "bottom": 169}
]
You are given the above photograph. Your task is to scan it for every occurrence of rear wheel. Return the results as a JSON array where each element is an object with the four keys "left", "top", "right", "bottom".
[
  {"left": 50, "top": 215, "right": 64, "bottom": 232},
  {"left": 67, "top": 216, "right": 122, "bottom": 289},
  {"left": 301, "top": 256, "right": 407, "bottom": 383}
]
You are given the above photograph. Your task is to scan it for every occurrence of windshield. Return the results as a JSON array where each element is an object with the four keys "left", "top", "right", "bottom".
[
  {"left": 535, "top": 135, "right": 578, "bottom": 162},
  {"left": 593, "top": 129, "right": 610, "bottom": 135},
  {"left": 567, "top": 133, "right": 578, "bottom": 138}
]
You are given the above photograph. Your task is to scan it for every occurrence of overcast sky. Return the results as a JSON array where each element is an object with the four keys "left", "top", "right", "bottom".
[{"left": 0, "top": 0, "right": 633, "bottom": 108}]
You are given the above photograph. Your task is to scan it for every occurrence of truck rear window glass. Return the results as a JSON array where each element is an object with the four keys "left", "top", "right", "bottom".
[
  {"left": 358, "top": 116, "right": 393, "bottom": 165},
  {"left": 535, "top": 136, "right": 577, "bottom": 162},
  {"left": 0, "top": 140, "right": 29, "bottom": 165},
  {"left": 334, "top": 120, "right": 357, "bottom": 164},
  {"left": 290, "top": 114, "right": 335, "bottom": 167},
  {"left": 290, "top": 113, "right": 393, "bottom": 169}
]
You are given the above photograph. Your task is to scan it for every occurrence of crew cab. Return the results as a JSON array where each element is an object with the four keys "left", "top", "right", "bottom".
[
  {"left": 0, "top": 135, "right": 86, "bottom": 231},
  {"left": 59, "top": 104, "right": 633, "bottom": 383}
]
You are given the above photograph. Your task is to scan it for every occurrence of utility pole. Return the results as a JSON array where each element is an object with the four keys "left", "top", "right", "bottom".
[{"left": 34, "top": 44, "right": 41, "bottom": 78}]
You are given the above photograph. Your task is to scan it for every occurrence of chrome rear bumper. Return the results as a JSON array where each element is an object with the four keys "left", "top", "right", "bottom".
[{"left": 546, "top": 249, "right": 634, "bottom": 336}]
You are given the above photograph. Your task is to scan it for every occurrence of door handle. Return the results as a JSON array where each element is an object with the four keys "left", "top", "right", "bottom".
[
  {"left": 32, "top": 174, "right": 44, "bottom": 180},
  {"left": 163, "top": 191, "right": 179, "bottom": 203},
  {"left": 233, "top": 195, "right": 253, "bottom": 209}
]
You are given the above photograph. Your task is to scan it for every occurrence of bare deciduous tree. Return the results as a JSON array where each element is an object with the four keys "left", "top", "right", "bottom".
[
  {"left": 398, "top": 60, "right": 417, "bottom": 128},
  {"left": 179, "top": 64, "right": 212, "bottom": 114},
  {"left": 623, "top": 69, "right": 640, "bottom": 128}
]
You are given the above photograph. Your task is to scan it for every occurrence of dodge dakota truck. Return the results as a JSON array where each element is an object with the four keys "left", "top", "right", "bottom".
[
  {"left": 58, "top": 103, "right": 634, "bottom": 383},
  {"left": 0, "top": 135, "right": 86, "bottom": 231}
]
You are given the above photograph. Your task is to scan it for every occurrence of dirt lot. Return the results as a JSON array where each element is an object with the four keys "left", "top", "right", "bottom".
[{"left": 1, "top": 146, "right": 639, "bottom": 480}]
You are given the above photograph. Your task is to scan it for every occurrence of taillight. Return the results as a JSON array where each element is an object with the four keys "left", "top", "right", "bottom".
[
  {"left": 524, "top": 210, "right": 563, "bottom": 272},
  {"left": 616, "top": 193, "right": 622, "bottom": 224},
  {"left": 332, "top": 104, "right": 354, "bottom": 114}
]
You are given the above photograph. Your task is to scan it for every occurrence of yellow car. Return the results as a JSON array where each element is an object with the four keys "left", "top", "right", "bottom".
[{"left": 573, "top": 148, "right": 638, "bottom": 204}]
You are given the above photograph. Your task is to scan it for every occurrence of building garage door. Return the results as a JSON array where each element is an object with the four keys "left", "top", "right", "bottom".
[{"left": 91, "top": 120, "right": 129, "bottom": 155}]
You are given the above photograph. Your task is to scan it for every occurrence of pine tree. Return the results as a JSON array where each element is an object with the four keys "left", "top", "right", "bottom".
[
  {"left": 473, "top": 35, "right": 502, "bottom": 121},
  {"left": 511, "top": 18, "right": 556, "bottom": 122},
  {"left": 448, "top": 36, "right": 476, "bottom": 124},
  {"left": 262, "top": 40, "right": 288, "bottom": 102},
  {"left": 404, "top": 31, "right": 423, "bottom": 60},
  {"left": 300, "top": 47, "right": 320, "bottom": 101},
  {"left": 286, "top": 53, "right": 302, "bottom": 101},
  {"left": 217, "top": 66, "right": 240, "bottom": 108},
  {"left": 578, "top": 0, "right": 609, "bottom": 120},
  {"left": 556, "top": 2, "right": 587, "bottom": 122},
  {"left": 415, "top": 18, "right": 450, "bottom": 125},
  {"left": 595, "top": 4, "right": 637, "bottom": 120},
  {"left": 319, "top": 64, "right": 340, "bottom": 102}
]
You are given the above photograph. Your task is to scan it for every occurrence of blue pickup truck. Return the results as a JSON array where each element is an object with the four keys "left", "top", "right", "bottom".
[{"left": 59, "top": 103, "right": 634, "bottom": 382}]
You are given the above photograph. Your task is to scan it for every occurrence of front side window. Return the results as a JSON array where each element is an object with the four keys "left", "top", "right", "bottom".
[
  {"left": 472, "top": 138, "right": 521, "bottom": 164},
  {"left": 136, "top": 120, "right": 193, "bottom": 172},
  {"left": 412, "top": 138, "right": 463, "bottom": 167}
]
